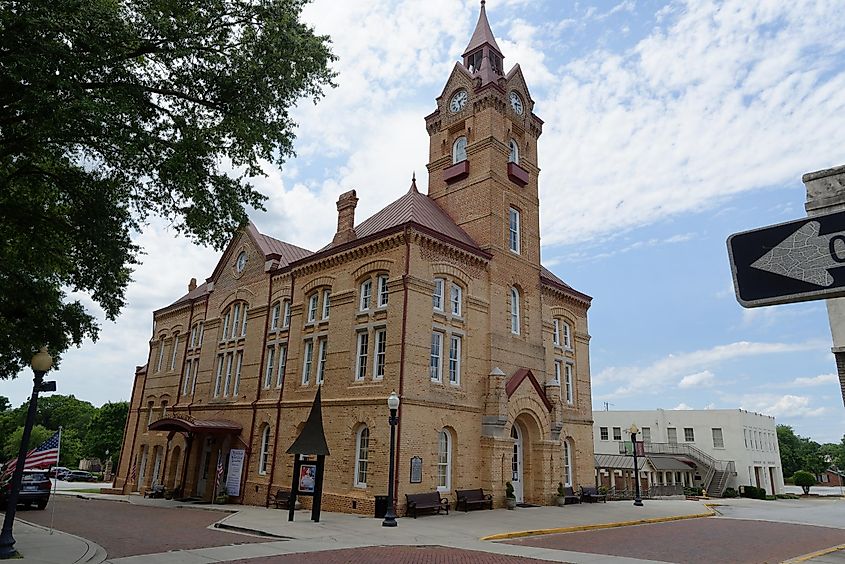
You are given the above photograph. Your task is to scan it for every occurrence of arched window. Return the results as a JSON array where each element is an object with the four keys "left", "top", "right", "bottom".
[
  {"left": 452, "top": 136, "right": 467, "bottom": 163},
  {"left": 270, "top": 302, "right": 281, "bottom": 330},
  {"left": 437, "top": 429, "right": 452, "bottom": 492},
  {"left": 221, "top": 301, "right": 248, "bottom": 341},
  {"left": 259, "top": 426, "right": 271, "bottom": 475},
  {"left": 509, "top": 139, "right": 519, "bottom": 164},
  {"left": 355, "top": 426, "right": 370, "bottom": 487},
  {"left": 510, "top": 287, "right": 521, "bottom": 335},
  {"left": 563, "top": 438, "right": 573, "bottom": 487}
]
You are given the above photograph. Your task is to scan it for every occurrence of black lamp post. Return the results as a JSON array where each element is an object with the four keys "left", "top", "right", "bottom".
[
  {"left": 0, "top": 347, "right": 54, "bottom": 559},
  {"left": 382, "top": 391, "right": 400, "bottom": 527},
  {"left": 628, "top": 423, "right": 643, "bottom": 507}
]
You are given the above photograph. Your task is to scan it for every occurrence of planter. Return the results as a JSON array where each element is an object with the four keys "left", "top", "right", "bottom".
[
  {"left": 506, "top": 498, "right": 516, "bottom": 510},
  {"left": 556, "top": 496, "right": 566, "bottom": 507}
]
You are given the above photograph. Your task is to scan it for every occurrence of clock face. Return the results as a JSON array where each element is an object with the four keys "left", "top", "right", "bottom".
[
  {"left": 509, "top": 91, "right": 524, "bottom": 115},
  {"left": 449, "top": 89, "right": 468, "bottom": 113},
  {"left": 236, "top": 251, "right": 247, "bottom": 272}
]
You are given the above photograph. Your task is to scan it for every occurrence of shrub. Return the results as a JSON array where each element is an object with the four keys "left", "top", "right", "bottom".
[
  {"left": 505, "top": 482, "right": 515, "bottom": 500},
  {"left": 723, "top": 487, "right": 737, "bottom": 498},
  {"left": 741, "top": 486, "right": 767, "bottom": 500},
  {"left": 557, "top": 482, "right": 565, "bottom": 497},
  {"left": 793, "top": 471, "right": 816, "bottom": 495}
]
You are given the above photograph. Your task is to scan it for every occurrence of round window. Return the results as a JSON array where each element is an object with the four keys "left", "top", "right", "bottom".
[{"left": 236, "top": 251, "right": 247, "bottom": 273}]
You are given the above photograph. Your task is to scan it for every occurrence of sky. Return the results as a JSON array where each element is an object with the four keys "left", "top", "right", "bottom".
[{"left": 4, "top": 0, "right": 845, "bottom": 444}]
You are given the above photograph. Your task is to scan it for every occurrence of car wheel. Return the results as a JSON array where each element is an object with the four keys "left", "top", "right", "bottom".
[{"left": 37, "top": 500, "right": 47, "bottom": 510}]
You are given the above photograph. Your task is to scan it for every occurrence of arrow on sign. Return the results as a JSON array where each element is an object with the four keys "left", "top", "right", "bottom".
[{"left": 751, "top": 221, "right": 845, "bottom": 287}]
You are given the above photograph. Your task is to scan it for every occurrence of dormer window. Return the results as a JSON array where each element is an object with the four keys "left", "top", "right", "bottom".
[
  {"left": 509, "top": 139, "right": 519, "bottom": 164},
  {"left": 452, "top": 137, "right": 467, "bottom": 164}
]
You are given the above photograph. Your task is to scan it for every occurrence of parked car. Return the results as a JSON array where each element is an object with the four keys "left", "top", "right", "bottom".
[
  {"left": 49, "top": 466, "right": 70, "bottom": 479},
  {"left": 0, "top": 469, "right": 51, "bottom": 509},
  {"left": 65, "top": 470, "right": 97, "bottom": 482}
]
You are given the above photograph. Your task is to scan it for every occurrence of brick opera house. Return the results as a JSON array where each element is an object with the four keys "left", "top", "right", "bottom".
[{"left": 113, "top": 3, "right": 595, "bottom": 514}]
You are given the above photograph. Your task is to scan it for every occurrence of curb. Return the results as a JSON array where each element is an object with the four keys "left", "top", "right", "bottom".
[
  {"left": 480, "top": 507, "right": 716, "bottom": 541},
  {"left": 782, "top": 543, "right": 845, "bottom": 564},
  {"left": 212, "top": 522, "right": 292, "bottom": 539},
  {"left": 17, "top": 518, "right": 108, "bottom": 564}
]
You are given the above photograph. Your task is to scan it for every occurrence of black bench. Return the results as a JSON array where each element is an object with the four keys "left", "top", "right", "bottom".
[
  {"left": 580, "top": 486, "right": 607, "bottom": 503},
  {"left": 405, "top": 491, "right": 450, "bottom": 518},
  {"left": 563, "top": 486, "right": 580, "bottom": 505},
  {"left": 456, "top": 488, "right": 493, "bottom": 512},
  {"left": 144, "top": 484, "right": 165, "bottom": 499},
  {"left": 273, "top": 489, "right": 293, "bottom": 509}
]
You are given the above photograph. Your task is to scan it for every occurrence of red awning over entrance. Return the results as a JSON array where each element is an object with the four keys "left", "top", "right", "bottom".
[{"left": 148, "top": 417, "right": 242, "bottom": 434}]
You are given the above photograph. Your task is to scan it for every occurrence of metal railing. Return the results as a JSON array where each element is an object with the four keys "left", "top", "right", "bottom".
[{"left": 617, "top": 441, "right": 735, "bottom": 494}]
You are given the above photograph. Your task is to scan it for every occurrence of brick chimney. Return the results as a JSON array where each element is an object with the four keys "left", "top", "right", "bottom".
[
  {"left": 188, "top": 277, "right": 197, "bottom": 292},
  {"left": 332, "top": 189, "right": 358, "bottom": 245}
]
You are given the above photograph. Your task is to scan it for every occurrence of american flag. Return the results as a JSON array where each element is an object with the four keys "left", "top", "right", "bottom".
[
  {"left": 215, "top": 454, "right": 224, "bottom": 486},
  {"left": 1, "top": 430, "right": 61, "bottom": 480},
  {"left": 128, "top": 455, "right": 137, "bottom": 483}
]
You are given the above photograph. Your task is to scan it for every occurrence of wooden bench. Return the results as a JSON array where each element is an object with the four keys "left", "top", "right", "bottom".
[
  {"left": 144, "top": 484, "right": 164, "bottom": 499},
  {"left": 563, "top": 486, "right": 580, "bottom": 505},
  {"left": 273, "top": 489, "right": 293, "bottom": 509},
  {"left": 405, "top": 491, "right": 450, "bottom": 518},
  {"left": 456, "top": 488, "right": 493, "bottom": 512},
  {"left": 580, "top": 486, "right": 607, "bottom": 503}
]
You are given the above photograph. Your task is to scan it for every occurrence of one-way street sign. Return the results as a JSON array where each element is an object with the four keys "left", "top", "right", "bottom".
[{"left": 728, "top": 209, "right": 845, "bottom": 308}]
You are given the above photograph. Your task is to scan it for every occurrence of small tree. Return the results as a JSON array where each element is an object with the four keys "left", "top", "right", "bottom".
[
  {"left": 505, "top": 482, "right": 515, "bottom": 499},
  {"left": 793, "top": 470, "right": 816, "bottom": 495}
]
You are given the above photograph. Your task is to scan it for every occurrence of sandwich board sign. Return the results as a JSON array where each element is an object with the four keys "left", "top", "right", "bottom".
[{"left": 727, "top": 209, "right": 845, "bottom": 307}]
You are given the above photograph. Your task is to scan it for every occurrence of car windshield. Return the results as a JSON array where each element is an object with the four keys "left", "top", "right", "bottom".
[{"left": 22, "top": 473, "right": 48, "bottom": 481}]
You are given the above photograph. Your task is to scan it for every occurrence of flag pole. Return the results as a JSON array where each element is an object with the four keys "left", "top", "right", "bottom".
[{"left": 49, "top": 427, "right": 62, "bottom": 535}]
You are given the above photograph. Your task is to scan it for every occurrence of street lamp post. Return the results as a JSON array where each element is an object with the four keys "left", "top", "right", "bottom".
[
  {"left": 0, "top": 347, "right": 54, "bottom": 559},
  {"left": 627, "top": 423, "right": 643, "bottom": 507},
  {"left": 382, "top": 391, "right": 400, "bottom": 527}
]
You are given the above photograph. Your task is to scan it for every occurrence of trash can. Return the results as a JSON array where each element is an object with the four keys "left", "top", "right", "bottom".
[{"left": 374, "top": 495, "right": 389, "bottom": 518}]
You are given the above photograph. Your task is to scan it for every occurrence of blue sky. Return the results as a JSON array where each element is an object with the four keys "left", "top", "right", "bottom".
[{"left": 4, "top": 0, "right": 845, "bottom": 443}]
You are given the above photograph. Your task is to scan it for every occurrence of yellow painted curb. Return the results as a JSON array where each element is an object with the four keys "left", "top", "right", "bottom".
[
  {"left": 781, "top": 543, "right": 845, "bottom": 564},
  {"left": 480, "top": 507, "right": 716, "bottom": 541}
]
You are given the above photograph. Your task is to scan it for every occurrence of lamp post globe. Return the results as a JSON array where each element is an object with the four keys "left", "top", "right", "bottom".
[
  {"left": 383, "top": 391, "right": 400, "bottom": 527},
  {"left": 628, "top": 423, "right": 643, "bottom": 507},
  {"left": 0, "top": 347, "right": 54, "bottom": 559}
]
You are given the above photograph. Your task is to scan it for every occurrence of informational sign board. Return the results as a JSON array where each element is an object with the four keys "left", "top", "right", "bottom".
[
  {"left": 226, "top": 449, "right": 245, "bottom": 497},
  {"left": 728, "top": 210, "right": 845, "bottom": 307},
  {"left": 410, "top": 456, "right": 422, "bottom": 483}
]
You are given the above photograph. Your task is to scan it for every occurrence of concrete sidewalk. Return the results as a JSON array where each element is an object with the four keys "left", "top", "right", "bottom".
[{"left": 6, "top": 519, "right": 106, "bottom": 564}]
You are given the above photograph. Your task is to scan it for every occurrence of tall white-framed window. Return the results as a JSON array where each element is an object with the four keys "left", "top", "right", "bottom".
[
  {"left": 232, "top": 304, "right": 241, "bottom": 338},
  {"left": 221, "top": 310, "right": 231, "bottom": 341},
  {"left": 564, "top": 362, "right": 574, "bottom": 405},
  {"left": 452, "top": 136, "right": 467, "bottom": 163},
  {"left": 508, "top": 139, "right": 519, "bottom": 164},
  {"left": 437, "top": 429, "right": 451, "bottom": 492},
  {"left": 563, "top": 439, "right": 573, "bottom": 487},
  {"left": 552, "top": 360, "right": 561, "bottom": 385},
  {"left": 170, "top": 334, "right": 179, "bottom": 370},
  {"left": 360, "top": 279, "right": 372, "bottom": 311},
  {"left": 354, "top": 426, "right": 369, "bottom": 487},
  {"left": 355, "top": 332, "right": 369, "bottom": 381},
  {"left": 197, "top": 321, "right": 204, "bottom": 346},
  {"left": 712, "top": 428, "right": 724, "bottom": 449},
  {"left": 377, "top": 275, "right": 389, "bottom": 307},
  {"left": 430, "top": 332, "right": 443, "bottom": 382},
  {"left": 316, "top": 339, "right": 327, "bottom": 384},
  {"left": 613, "top": 427, "right": 622, "bottom": 441},
  {"left": 161, "top": 400, "right": 168, "bottom": 417},
  {"left": 508, "top": 207, "right": 520, "bottom": 254},
  {"left": 147, "top": 401, "right": 154, "bottom": 426},
  {"left": 642, "top": 427, "right": 651, "bottom": 443},
  {"left": 264, "top": 346, "right": 276, "bottom": 389},
  {"left": 433, "top": 278, "right": 445, "bottom": 311},
  {"left": 259, "top": 426, "right": 271, "bottom": 475},
  {"left": 307, "top": 294, "right": 318, "bottom": 323},
  {"left": 190, "top": 360, "right": 199, "bottom": 395},
  {"left": 553, "top": 319, "right": 560, "bottom": 345},
  {"left": 182, "top": 360, "right": 192, "bottom": 395},
  {"left": 240, "top": 304, "right": 248, "bottom": 336},
  {"left": 322, "top": 290, "right": 331, "bottom": 319},
  {"left": 450, "top": 284, "right": 462, "bottom": 316},
  {"left": 233, "top": 351, "right": 243, "bottom": 396},
  {"left": 282, "top": 300, "right": 291, "bottom": 328},
  {"left": 600, "top": 427, "right": 608, "bottom": 441},
  {"left": 190, "top": 325, "right": 198, "bottom": 348},
  {"left": 510, "top": 287, "right": 521, "bottom": 335},
  {"left": 684, "top": 427, "right": 695, "bottom": 442},
  {"left": 562, "top": 322, "right": 572, "bottom": 349},
  {"left": 302, "top": 340, "right": 314, "bottom": 385},
  {"left": 156, "top": 339, "right": 166, "bottom": 372},
  {"left": 276, "top": 344, "right": 287, "bottom": 388},
  {"left": 213, "top": 354, "right": 224, "bottom": 397},
  {"left": 223, "top": 353, "right": 234, "bottom": 397},
  {"left": 270, "top": 302, "right": 281, "bottom": 330},
  {"left": 373, "top": 329, "right": 387, "bottom": 380},
  {"left": 448, "top": 335, "right": 461, "bottom": 385}
]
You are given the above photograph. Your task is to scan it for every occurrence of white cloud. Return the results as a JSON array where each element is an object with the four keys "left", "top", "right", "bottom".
[
  {"left": 790, "top": 373, "right": 839, "bottom": 387},
  {"left": 738, "top": 393, "right": 827, "bottom": 418},
  {"left": 678, "top": 370, "right": 715, "bottom": 389},
  {"left": 673, "top": 402, "right": 694, "bottom": 410}
]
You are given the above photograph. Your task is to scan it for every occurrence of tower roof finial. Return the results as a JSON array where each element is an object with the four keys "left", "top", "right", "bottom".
[
  {"left": 463, "top": 0, "right": 502, "bottom": 57},
  {"left": 410, "top": 172, "right": 418, "bottom": 193}
]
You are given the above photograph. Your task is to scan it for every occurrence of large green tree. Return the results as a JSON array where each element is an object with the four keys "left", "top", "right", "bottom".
[
  {"left": 2, "top": 425, "right": 53, "bottom": 460},
  {"left": 85, "top": 401, "right": 129, "bottom": 465},
  {"left": 0, "top": 0, "right": 336, "bottom": 377}
]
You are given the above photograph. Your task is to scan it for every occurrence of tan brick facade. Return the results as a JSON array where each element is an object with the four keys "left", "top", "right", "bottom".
[{"left": 114, "top": 5, "right": 595, "bottom": 515}]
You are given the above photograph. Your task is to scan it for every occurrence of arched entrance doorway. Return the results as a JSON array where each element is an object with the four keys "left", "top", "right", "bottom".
[{"left": 510, "top": 423, "right": 524, "bottom": 502}]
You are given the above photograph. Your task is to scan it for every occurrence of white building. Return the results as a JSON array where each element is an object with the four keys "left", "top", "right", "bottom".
[{"left": 593, "top": 409, "right": 784, "bottom": 496}]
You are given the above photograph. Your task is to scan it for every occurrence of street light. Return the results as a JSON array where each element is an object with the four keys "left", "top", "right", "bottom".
[
  {"left": 382, "top": 391, "right": 400, "bottom": 527},
  {"left": 627, "top": 423, "right": 643, "bottom": 507},
  {"left": 0, "top": 347, "right": 54, "bottom": 559}
]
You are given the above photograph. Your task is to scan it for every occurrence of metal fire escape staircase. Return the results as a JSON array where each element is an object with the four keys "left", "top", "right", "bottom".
[{"left": 628, "top": 442, "right": 736, "bottom": 497}]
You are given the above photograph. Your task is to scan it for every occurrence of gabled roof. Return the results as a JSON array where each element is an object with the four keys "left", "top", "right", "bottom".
[
  {"left": 166, "top": 281, "right": 211, "bottom": 309},
  {"left": 505, "top": 368, "right": 553, "bottom": 412},
  {"left": 541, "top": 266, "right": 593, "bottom": 304},
  {"left": 247, "top": 222, "right": 313, "bottom": 266},
  {"left": 463, "top": 0, "right": 503, "bottom": 57}
]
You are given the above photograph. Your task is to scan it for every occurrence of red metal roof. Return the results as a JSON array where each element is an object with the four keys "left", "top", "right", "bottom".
[
  {"left": 505, "top": 368, "right": 553, "bottom": 412},
  {"left": 247, "top": 222, "right": 313, "bottom": 266},
  {"left": 463, "top": 1, "right": 503, "bottom": 57}
]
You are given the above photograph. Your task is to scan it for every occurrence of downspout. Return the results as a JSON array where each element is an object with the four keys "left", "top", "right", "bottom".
[
  {"left": 265, "top": 271, "right": 295, "bottom": 507},
  {"left": 394, "top": 227, "right": 411, "bottom": 510},
  {"left": 243, "top": 269, "right": 275, "bottom": 501}
]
